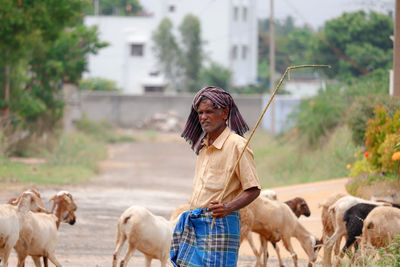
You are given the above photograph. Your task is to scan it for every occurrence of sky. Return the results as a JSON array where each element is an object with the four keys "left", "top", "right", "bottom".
[{"left": 256, "top": 0, "right": 395, "bottom": 29}]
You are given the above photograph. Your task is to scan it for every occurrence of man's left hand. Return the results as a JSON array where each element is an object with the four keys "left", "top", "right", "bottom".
[{"left": 208, "top": 200, "right": 232, "bottom": 218}]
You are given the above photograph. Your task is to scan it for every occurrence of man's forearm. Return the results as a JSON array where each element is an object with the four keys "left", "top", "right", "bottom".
[
  {"left": 225, "top": 187, "right": 260, "bottom": 213},
  {"left": 208, "top": 187, "right": 260, "bottom": 218}
]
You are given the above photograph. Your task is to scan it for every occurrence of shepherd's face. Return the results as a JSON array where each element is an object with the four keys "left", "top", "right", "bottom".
[{"left": 197, "top": 99, "right": 229, "bottom": 134}]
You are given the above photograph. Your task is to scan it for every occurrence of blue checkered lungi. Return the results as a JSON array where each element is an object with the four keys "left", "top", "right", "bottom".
[{"left": 170, "top": 208, "right": 241, "bottom": 267}]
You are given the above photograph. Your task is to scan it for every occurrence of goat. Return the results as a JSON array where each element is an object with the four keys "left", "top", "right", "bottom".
[
  {"left": 319, "top": 192, "right": 346, "bottom": 267},
  {"left": 259, "top": 189, "right": 278, "bottom": 201},
  {"left": 0, "top": 191, "right": 44, "bottom": 267},
  {"left": 249, "top": 197, "right": 320, "bottom": 267},
  {"left": 324, "top": 196, "right": 382, "bottom": 250},
  {"left": 251, "top": 196, "right": 311, "bottom": 267},
  {"left": 113, "top": 206, "right": 174, "bottom": 267},
  {"left": 13, "top": 191, "right": 77, "bottom": 267},
  {"left": 285, "top": 197, "right": 311, "bottom": 218},
  {"left": 342, "top": 202, "right": 400, "bottom": 254},
  {"left": 7, "top": 188, "right": 44, "bottom": 207},
  {"left": 342, "top": 203, "right": 378, "bottom": 254},
  {"left": 362, "top": 206, "right": 400, "bottom": 249}
]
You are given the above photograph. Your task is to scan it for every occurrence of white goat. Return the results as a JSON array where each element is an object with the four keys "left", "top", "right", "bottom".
[
  {"left": 259, "top": 189, "right": 278, "bottom": 201},
  {"left": 319, "top": 192, "right": 347, "bottom": 267},
  {"left": 0, "top": 191, "right": 44, "bottom": 267},
  {"left": 113, "top": 206, "right": 174, "bottom": 267},
  {"left": 13, "top": 191, "right": 77, "bottom": 267},
  {"left": 362, "top": 205, "right": 400, "bottom": 249},
  {"left": 249, "top": 197, "right": 320, "bottom": 267}
]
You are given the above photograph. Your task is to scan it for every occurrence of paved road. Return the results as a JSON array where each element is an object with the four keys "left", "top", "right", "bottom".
[{"left": 1, "top": 133, "right": 348, "bottom": 266}]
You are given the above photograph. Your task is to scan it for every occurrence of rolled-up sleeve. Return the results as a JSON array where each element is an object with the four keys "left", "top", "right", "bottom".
[{"left": 236, "top": 144, "right": 260, "bottom": 191}]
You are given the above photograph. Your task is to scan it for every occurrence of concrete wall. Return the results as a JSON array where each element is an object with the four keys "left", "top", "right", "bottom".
[{"left": 68, "top": 91, "right": 301, "bottom": 134}]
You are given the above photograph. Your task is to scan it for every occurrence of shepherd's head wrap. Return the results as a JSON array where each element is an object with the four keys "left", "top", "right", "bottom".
[{"left": 181, "top": 86, "right": 249, "bottom": 154}]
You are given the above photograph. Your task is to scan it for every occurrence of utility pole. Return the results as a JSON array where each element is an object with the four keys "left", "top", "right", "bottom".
[
  {"left": 94, "top": 0, "right": 99, "bottom": 16},
  {"left": 269, "top": 0, "right": 276, "bottom": 135},
  {"left": 269, "top": 0, "right": 275, "bottom": 91},
  {"left": 394, "top": 0, "right": 400, "bottom": 97}
]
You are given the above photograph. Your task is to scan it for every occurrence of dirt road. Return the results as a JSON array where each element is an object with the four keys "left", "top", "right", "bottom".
[{"left": 1, "top": 133, "right": 348, "bottom": 267}]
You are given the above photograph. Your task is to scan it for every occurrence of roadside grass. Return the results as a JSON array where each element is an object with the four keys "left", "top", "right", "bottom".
[
  {"left": 336, "top": 235, "right": 400, "bottom": 267},
  {"left": 252, "top": 125, "right": 358, "bottom": 188},
  {"left": 0, "top": 160, "right": 94, "bottom": 184},
  {"left": 0, "top": 119, "right": 135, "bottom": 185}
]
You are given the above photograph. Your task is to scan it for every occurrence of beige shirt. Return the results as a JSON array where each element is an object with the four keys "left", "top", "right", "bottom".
[{"left": 189, "top": 127, "right": 260, "bottom": 209}]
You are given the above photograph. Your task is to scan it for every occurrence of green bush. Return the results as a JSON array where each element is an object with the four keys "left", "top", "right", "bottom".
[
  {"left": 377, "top": 235, "right": 400, "bottom": 266},
  {"left": 293, "top": 85, "right": 345, "bottom": 145},
  {"left": 290, "top": 69, "right": 392, "bottom": 147},
  {"left": 378, "top": 133, "right": 400, "bottom": 173},
  {"left": 253, "top": 125, "right": 358, "bottom": 187},
  {"left": 346, "top": 95, "right": 400, "bottom": 146},
  {"left": 198, "top": 62, "right": 232, "bottom": 91},
  {"left": 365, "top": 105, "right": 400, "bottom": 171},
  {"left": 79, "top": 78, "right": 121, "bottom": 91},
  {"left": 349, "top": 157, "right": 376, "bottom": 178}
]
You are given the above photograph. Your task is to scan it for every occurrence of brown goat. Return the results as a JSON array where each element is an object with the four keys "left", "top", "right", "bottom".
[{"left": 285, "top": 197, "right": 311, "bottom": 218}]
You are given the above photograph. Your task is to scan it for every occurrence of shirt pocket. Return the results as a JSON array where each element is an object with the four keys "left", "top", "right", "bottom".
[{"left": 203, "top": 167, "right": 226, "bottom": 193}]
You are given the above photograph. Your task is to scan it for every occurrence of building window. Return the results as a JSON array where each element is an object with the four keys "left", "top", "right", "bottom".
[
  {"left": 232, "top": 45, "right": 238, "bottom": 60},
  {"left": 144, "top": 86, "right": 164, "bottom": 93},
  {"left": 169, "top": 5, "right": 175, "bottom": 12},
  {"left": 130, "top": 43, "right": 144, "bottom": 56},
  {"left": 242, "top": 45, "right": 248, "bottom": 59},
  {"left": 234, "top": 6, "right": 239, "bottom": 21},
  {"left": 242, "top": 7, "right": 247, "bottom": 21}
]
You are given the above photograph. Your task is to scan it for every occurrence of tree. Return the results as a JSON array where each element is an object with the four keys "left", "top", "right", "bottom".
[
  {"left": 152, "top": 15, "right": 204, "bottom": 92},
  {"left": 198, "top": 62, "right": 232, "bottom": 90},
  {"left": 87, "top": 0, "right": 143, "bottom": 16},
  {"left": 286, "top": 28, "right": 314, "bottom": 65},
  {"left": 152, "top": 18, "right": 183, "bottom": 91},
  {"left": 310, "top": 11, "right": 393, "bottom": 78},
  {"left": 21, "top": 25, "right": 107, "bottom": 132},
  {"left": 179, "top": 14, "right": 203, "bottom": 92},
  {"left": 0, "top": 0, "right": 107, "bottom": 137}
]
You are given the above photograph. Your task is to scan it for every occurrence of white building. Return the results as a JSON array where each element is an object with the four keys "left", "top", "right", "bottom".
[{"left": 84, "top": 0, "right": 258, "bottom": 94}]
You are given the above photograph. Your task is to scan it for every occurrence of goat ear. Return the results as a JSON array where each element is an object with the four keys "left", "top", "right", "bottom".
[
  {"left": 49, "top": 195, "right": 57, "bottom": 203},
  {"left": 7, "top": 197, "right": 18, "bottom": 205}
]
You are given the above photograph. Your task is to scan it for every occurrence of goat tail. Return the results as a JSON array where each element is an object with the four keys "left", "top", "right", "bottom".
[{"left": 115, "top": 220, "right": 122, "bottom": 246}]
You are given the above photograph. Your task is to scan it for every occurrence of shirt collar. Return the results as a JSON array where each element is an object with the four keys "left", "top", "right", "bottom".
[{"left": 203, "top": 126, "right": 231, "bottom": 150}]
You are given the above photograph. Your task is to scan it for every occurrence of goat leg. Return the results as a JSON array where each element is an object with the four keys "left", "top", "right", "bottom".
[
  {"left": 282, "top": 237, "right": 297, "bottom": 267},
  {"left": 145, "top": 255, "right": 152, "bottom": 267},
  {"left": 271, "top": 242, "right": 284, "bottom": 267},
  {"left": 32, "top": 256, "right": 41, "bottom": 267},
  {"left": 120, "top": 244, "right": 136, "bottom": 267},
  {"left": 46, "top": 253, "right": 62, "bottom": 267},
  {"left": 113, "top": 235, "right": 127, "bottom": 267}
]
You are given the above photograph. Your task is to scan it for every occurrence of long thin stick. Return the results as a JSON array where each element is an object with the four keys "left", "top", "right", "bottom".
[{"left": 211, "top": 64, "right": 330, "bottom": 229}]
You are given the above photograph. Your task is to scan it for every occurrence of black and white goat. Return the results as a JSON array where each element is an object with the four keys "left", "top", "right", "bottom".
[{"left": 342, "top": 202, "right": 400, "bottom": 254}]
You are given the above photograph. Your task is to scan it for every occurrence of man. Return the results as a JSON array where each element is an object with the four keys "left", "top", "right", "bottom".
[{"left": 170, "top": 86, "right": 261, "bottom": 266}]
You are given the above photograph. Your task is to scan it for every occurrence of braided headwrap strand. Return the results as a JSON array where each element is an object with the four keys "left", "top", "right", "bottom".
[{"left": 181, "top": 86, "right": 249, "bottom": 154}]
